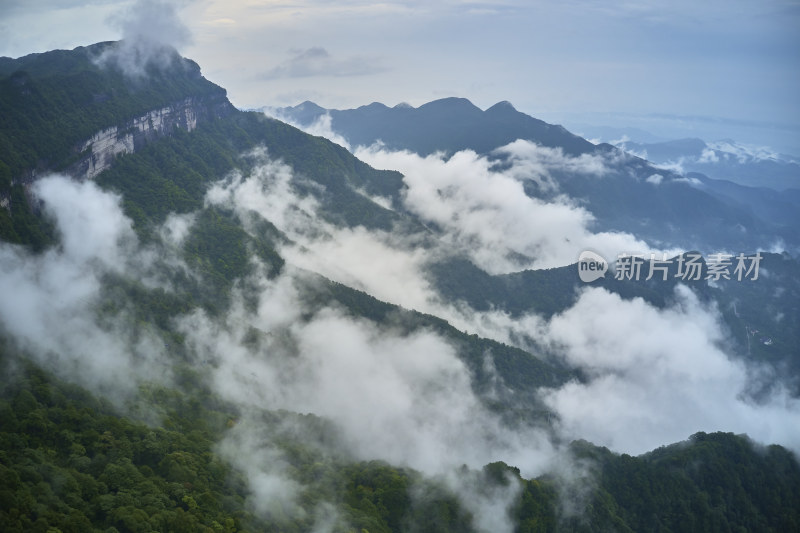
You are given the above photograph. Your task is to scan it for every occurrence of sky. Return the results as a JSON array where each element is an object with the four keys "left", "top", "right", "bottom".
[{"left": 1, "top": 0, "right": 799, "bottom": 152}]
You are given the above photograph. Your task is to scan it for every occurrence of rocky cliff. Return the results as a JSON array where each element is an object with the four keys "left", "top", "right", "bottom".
[{"left": 66, "top": 93, "right": 234, "bottom": 181}]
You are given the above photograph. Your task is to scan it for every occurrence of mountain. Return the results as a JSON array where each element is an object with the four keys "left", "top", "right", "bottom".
[
  {"left": 277, "top": 97, "right": 596, "bottom": 156},
  {"left": 280, "top": 98, "right": 800, "bottom": 388},
  {"left": 276, "top": 100, "right": 800, "bottom": 254},
  {"left": 566, "top": 123, "right": 668, "bottom": 144},
  {"left": 1, "top": 42, "right": 799, "bottom": 533},
  {"left": 0, "top": 41, "right": 234, "bottom": 248},
  {"left": 614, "top": 137, "right": 800, "bottom": 191}
]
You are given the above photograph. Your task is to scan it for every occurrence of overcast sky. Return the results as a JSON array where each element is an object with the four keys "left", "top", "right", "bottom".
[{"left": 2, "top": 0, "right": 798, "bottom": 152}]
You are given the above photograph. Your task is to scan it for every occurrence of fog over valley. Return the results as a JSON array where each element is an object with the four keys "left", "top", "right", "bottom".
[{"left": 1, "top": 1, "right": 798, "bottom": 532}]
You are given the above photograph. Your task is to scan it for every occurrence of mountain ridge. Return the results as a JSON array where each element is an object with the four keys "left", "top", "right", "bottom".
[
  {"left": 275, "top": 97, "right": 596, "bottom": 156},
  {"left": 277, "top": 98, "right": 800, "bottom": 254},
  {"left": 615, "top": 137, "right": 800, "bottom": 191}
]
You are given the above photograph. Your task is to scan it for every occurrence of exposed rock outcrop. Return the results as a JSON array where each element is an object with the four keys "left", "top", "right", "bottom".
[{"left": 66, "top": 94, "right": 234, "bottom": 180}]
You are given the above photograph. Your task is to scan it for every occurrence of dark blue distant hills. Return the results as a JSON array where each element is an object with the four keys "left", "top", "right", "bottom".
[{"left": 276, "top": 98, "right": 800, "bottom": 253}]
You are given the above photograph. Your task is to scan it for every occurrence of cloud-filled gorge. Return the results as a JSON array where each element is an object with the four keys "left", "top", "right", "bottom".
[{"left": 1, "top": 142, "right": 798, "bottom": 530}]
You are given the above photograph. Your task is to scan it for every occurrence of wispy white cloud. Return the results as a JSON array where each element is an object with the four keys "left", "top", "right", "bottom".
[
  {"left": 698, "top": 147, "right": 719, "bottom": 163},
  {"left": 0, "top": 175, "right": 171, "bottom": 396},
  {"left": 94, "top": 0, "right": 192, "bottom": 77},
  {"left": 0, "top": 163, "right": 556, "bottom": 532},
  {"left": 706, "top": 140, "right": 781, "bottom": 163},
  {"left": 652, "top": 159, "right": 686, "bottom": 175},
  {"left": 260, "top": 46, "right": 386, "bottom": 79},
  {"left": 206, "top": 147, "right": 800, "bottom": 463},
  {"left": 355, "top": 141, "right": 655, "bottom": 273},
  {"left": 539, "top": 285, "right": 800, "bottom": 455},
  {"left": 645, "top": 173, "right": 663, "bottom": 185}
]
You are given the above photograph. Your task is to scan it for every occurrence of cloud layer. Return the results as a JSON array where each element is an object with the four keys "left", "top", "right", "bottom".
[
  {"left": 539, "top": 286, "right": 800, "bottom": 455},
  {"left": 0, "top": 176, "right": 169, "bottom": 395},
  {"left": 2, "top": 150, "right": 798, "bottom": 531},
  {"left": 355, "top": 140, "right": 660, "bottom": 273},
  {"left": 204, "top": 148, "right": 800, "bottom": 460}
]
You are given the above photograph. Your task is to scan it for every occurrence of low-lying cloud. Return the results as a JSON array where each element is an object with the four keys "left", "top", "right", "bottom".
[
  {"left": 539, "top": 285, "right": 800, "bottom": 455},
  {"left": 205, "top": 148, "right": 436, "bottom": 311},
  {"left": 0, "top": 175, "right": 170, "bottom": 396},
  {"left": 181, "top": 271, "right": 557, "bottom": 476},
  {"left": 208, "top": 146, "right": 800, "bottom": 463},
  {"left": 95, "top": 0, "right": 192, "bottom": 77},
  {"left": 272, "top": 111, "right": 668, "bottom": 273},
  {"left": 4, "top": 145, "right": 799, "bottom": 531},
  {"left": 0, "top": 168, "right": 546, "bottom": 532},
  {"left": 355, "top": 142, "right": 654, "bottom": 273}
]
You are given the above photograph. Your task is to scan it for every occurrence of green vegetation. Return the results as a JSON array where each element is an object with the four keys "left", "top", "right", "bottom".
[
  {"left": 581, "top": 432, "right": 800, "bottom": 532},
  {"left": 95, "top": 110, "right": 406, "bottom": 238},
  {"left": 0, "top": 42, "right": 230, "bottom": 247},
  {"left": 0, "top": 347, "right": 509, "bottom": 533},
  {"left": 711, "top": 252, "right": 800, "bottom": 382},
  {"left": 0, "top": 43, "right": 227, "bottom": 183},
  {"left": 0, "top": 355, "right": 247, "bottom": 532},
  {"left": 3, "top": 345, "right": 798, "bottom": 532},
  {"left": 0, "top": 182, "right": 55, "bottom": 250}
]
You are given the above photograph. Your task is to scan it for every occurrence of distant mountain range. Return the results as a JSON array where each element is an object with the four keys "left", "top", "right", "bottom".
[
  {"left": 277, "top": 97, "right": 800, "bottom": 381},
  {"left": 613, "top": 137, "right": 800, "bottom": 191},
  {"left": 276, "top": 99, "right": 800, "bottom": 253},
  {"left": 275, "top": 98, "right": 595, "bottom": 156}
]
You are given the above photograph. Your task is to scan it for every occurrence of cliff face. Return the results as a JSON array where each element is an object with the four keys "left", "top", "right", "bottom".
[
  {"left": 66, "top": 93, "right": 234, "bottom": 180},
  {"left": 0, "top": 42, "right": 237, "bottom": 193},
  {"left": 4, "top": 91, "right": 235, "bottom": 201},
  {"left": 0, "top": 42, "right": 243, "bottom": 246}
]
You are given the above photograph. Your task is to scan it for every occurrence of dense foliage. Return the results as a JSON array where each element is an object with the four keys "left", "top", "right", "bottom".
[
  {"left": 2, "top": 347, "right": 798, "bottom": 532},
  {"left": 0, "top": 42, "right": 230, "bottom": 248},
  {"left": 0, "top": 347, "right": 479, "bottom": 533},
  {"left": 0, "top": 42, "right": 226, "bottom": 183}
]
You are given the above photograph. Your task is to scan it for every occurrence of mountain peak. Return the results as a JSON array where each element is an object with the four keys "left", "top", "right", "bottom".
[
  {"left": 418, "top": 97, "right": 481, "bottom": 113},
  {"left": 486, "top": 100, "right": 517, "bottom": 114},
  {"left": 355, "top": 101, "right": 390, "bottom": 114},
  {"left": 277, "top": 95, "right": 595, "bottom": 156},
  {"left": 295, "top": 100, "right": 326, "bottom": 113}
]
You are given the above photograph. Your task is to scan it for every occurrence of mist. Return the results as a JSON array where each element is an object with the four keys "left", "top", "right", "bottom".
[
  {"left": 215, "top": 141, "right": 800, "bottom": 462},
  {"left": 271, "top": 111, "right": 673, "bottom": 273},
  {"left": 0, "top": 175, "right": 170, "bottom": 397},
  {"left": 3, "top": 151, "right": 798, "bottom": 531},
  {"left": 539, "top": 285, "right": 800, "bottom": 455},
  {"left": 95, "top": 0, "right": 192, "bottom": 77},
  {"left": 0, "top": 167, "right": 556, "bottom": 532}
]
